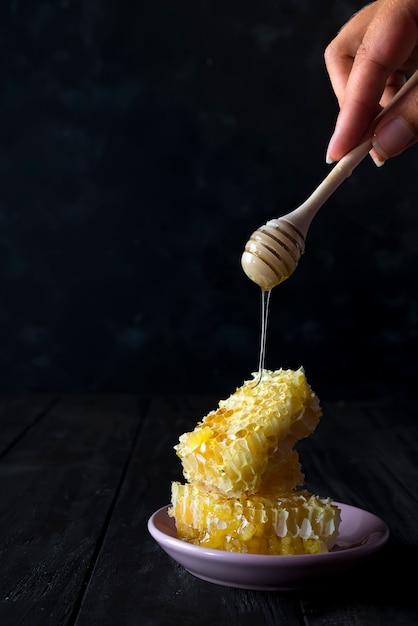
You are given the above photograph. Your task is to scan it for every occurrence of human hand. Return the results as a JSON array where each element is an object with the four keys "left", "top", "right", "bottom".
[{"left": 324, "top": 0, "right": 418, "bottom": 166}]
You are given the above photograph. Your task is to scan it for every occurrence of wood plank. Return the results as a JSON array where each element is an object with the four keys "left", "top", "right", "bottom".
[
  {"left": 0, "top": 395, "right": 144, "bottom": 626},
  {"left": 1, "top": 396, "right": 417, "bottom": 625},
  {"left": 74, "top": 397, "right": 418, "bottom": 625},
  {"left": 297, "top": 402, "right": 418, "bottom": 625},
  {"left": 0, "top": 395, "right": 56, "bottom": 456},
  {"left": 74, "top": 395, "right": 309, "bottom": 626}
]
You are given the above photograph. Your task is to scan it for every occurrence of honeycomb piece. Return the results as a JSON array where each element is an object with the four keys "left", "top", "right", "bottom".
[
  {"left": 257, "top": 449, "right": 304, "bottom": 495},
  {"left": 169, "top": 482, "right": 341, "bottom": 555},
  {"left": 174, "top": 368, "right": 321, "bottom": 497}
]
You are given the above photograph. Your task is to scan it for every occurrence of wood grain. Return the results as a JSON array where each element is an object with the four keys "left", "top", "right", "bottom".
[{"left": 0, "top": 396, "right": 417, "bottom": 625}]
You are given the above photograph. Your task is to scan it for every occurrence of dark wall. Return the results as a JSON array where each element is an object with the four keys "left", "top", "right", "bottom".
[{"left": 1, "top": 0, "right": 417, "bottom": 400}]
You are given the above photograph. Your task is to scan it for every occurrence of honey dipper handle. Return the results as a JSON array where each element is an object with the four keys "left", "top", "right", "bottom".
[
  {"left": 285, "top": 138, "right": 372, "bottom": 234},
  {"left": 286, "top": 68, "right": 418, "bottom": 236}
]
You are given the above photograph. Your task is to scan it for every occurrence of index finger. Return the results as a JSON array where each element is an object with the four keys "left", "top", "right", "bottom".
[{"left": 324, "top": 3, "right": 379, "bottom": 106}]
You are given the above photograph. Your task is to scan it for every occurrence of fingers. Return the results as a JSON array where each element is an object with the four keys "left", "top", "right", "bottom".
[
  {"left": 379, "top": 69, "right": 408, "bottom": 107},
  {"left": 372, "top": 75, "right": 418, "bottom": 164},
  {"left": 324, "top": 3, "right": 379, "bottom": 107},
  {"left": 325, "top": 0, "right": 418, "bottom": 163}
]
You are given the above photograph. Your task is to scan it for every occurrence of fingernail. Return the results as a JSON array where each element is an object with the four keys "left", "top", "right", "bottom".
[
  {"left": 325, "top": 134, "right": 336, "bottom": 164},
  {"left": 325, "top": 150, "right": 335, "bottom": 165},
  {"left": 370, "top": 148, "right": 386, "bottom": 168},
  {"left": 372, "top": 118, "right": 415, "bottom": 159}
]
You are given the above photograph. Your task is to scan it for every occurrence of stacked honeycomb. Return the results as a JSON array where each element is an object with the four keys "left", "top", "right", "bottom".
[{"left": 169, "top": 368, "right": 341, "bottom": 555}]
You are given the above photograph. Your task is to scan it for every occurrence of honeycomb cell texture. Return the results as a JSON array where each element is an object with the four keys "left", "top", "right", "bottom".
[{"left": 170, "top": 368, "right": 341, "bottom": 555}]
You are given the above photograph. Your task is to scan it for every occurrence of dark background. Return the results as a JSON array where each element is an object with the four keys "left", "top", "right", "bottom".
[{"left": 1, "top": 0, "right": 417, "bottom": 400}]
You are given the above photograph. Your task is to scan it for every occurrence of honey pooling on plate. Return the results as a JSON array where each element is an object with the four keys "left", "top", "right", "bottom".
[{"left": 169, "top": 368, "right": 341, "bottom": 555}]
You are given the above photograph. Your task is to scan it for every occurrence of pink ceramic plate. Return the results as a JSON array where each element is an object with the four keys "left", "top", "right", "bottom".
[{"left": 148, "top": 502, "right": 389, "bottom": 590}]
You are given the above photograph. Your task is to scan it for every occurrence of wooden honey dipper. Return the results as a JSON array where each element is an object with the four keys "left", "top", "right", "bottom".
[
  {"left": 241, "top": 139, "right": 371, "bottom": 290},
  {"left": 241, "top": 71, "right": 418, "bottom": 291}
]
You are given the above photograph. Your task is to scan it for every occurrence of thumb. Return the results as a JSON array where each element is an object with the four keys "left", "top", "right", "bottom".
[{"left": 372, "top": 74, "right": 418, "bottom": 164}]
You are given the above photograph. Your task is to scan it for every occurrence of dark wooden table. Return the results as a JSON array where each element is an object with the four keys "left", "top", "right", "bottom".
[{"left": 0, "top": 394, "right": 417, "bottom": 625}]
